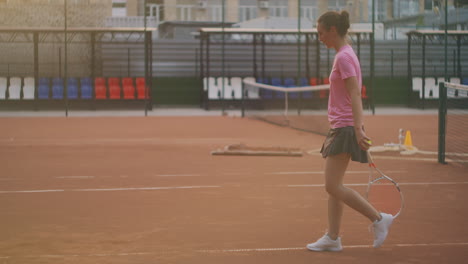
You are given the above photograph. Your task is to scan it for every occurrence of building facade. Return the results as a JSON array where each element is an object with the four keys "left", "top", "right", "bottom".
[
  {"left": 109, "top": 0, "right": 456, "bottom": 25},
  {"left": 0, "top": 0, "right": 113, "bottom": 28}
]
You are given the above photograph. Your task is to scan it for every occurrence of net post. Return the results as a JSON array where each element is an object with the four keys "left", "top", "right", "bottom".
[{"left": 438, "top": 81, "right": 447, "bottom": 164}]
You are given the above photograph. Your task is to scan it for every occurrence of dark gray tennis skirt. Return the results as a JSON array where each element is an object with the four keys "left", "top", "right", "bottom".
[{"left": 320, "top": 126, "right": 368, "bottom": 163}]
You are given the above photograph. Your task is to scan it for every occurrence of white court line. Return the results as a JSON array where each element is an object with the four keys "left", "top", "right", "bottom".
[
  {"left": 199, "top": 242, "right": 468, "bottom": 253},
  {"left": 55, "top": 176, "right": 95, "bottom": 179},
  {"left": 269, "top": 170, "right": 406, "bottom": 175},
  {"left": 156, "top": 174, "right": 201, "bottom": 177},
  {"left": 2, "top": 242, "right": 467, "bottom": 259},
  {"left": 288, "top": 182, "right": 468, "bottom": 188},
  {"left": 0, "top": 186, "right": 220, "bottom": 194}
]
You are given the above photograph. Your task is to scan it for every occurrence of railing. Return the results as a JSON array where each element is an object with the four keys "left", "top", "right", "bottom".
[{"left": 105, "top": 16, "right": 160, "bottom": 28}]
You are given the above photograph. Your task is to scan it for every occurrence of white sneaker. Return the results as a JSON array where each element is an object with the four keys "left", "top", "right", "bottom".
[
  {"left": 307, "top": 234, "right": 342, "bottom": 252},
  {"left": 372, "top": 213, "right": 394, "bottom": 248}
]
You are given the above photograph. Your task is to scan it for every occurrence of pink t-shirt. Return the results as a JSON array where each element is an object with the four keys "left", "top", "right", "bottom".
[{"left": 328, "top": 44, "right": 362, "bottom": 129}]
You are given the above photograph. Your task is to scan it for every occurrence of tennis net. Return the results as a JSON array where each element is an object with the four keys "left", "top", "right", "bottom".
[
  {"left": 241, "top": 79, "right": 330, "bottom": 135},
  {"left": 438, "top": 82, "right": 468, "bottom": 165}
]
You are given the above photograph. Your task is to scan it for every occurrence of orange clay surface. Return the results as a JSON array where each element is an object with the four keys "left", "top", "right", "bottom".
[{"left": 0, "top": 114, "right": 467, "bottom": 264}]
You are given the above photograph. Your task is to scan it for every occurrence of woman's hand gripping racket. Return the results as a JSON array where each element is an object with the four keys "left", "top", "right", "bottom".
[{"left": 366, "top": 144, "right": 404, "bottom": 219}]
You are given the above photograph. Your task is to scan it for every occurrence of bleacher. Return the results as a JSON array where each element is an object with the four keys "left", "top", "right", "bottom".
[
  {"left": 203, "top": 76, "right": 372, "bottom": 110},
  {"left": 0, "top": 77, "right": 150, "bottom": 109},
  {"left": 411, "top": 77, "right": 468, "bottom": 99}
]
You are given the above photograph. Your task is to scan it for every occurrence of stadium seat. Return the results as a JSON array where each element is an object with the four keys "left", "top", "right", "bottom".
[
  {"left": 23, "top": 77, "right": 35, "bottom": 100},
  {"left": 207, "top": 77, "right": 219, "bottom": 99},
  {"left": 218, "top": 77, "right": 233, "bottom": 99},
  {"left": 0, "top": 77, "right": 7, "bottom": 99},
  {"left": 80, "top": 78, "right": 93, "bottom": 99},
  {"left": 319, "top": 77, "right": 329, "bottom": 99},
  {"left": 462, "top": 78, "right": 468, "bottom": 85},
  {"left": 122, "top": 77, "right": 135, "bottom": 99},
  {"left": 108, "top": 77, "right": 121, "bottom": 99},
  {"left": 310, "top": 77, "right": 318, "bottom": 86},
  {"left": 94, "top": 77, "right": 107, "bottom": 99},
  {"left": 298, "top": 77, "right": 312, "bottom": 99},
  {"left": 361, "top": 85, "right": 370, "bottom": 109},
  {"left": 412, "top": 77, "right": 423, "bottom": 98},
  {"left": 231, "top": 77, "right": 242, "bottom": 99},
  {"left": 243, "top": 77, "right": 259, "bottom": 99},
  {"left": 361, "top": 85, "right": 368, "bottom": 99},
  {"left": 319, "top": 77, "right": 330, "bottom": 99},
  {"left": 424, "top": 77, "right": 437, "bottom": 98},
  {"left": 8, "top": 77, "right": 22, "bottom": 100},
  {"left": 136, "top": 77, "right": 149, "bottom": 99},
  {"left": 38, "top": 78, "right": 50, "bottom": 99},
  {"left": 271, "top": 77, "right": 283, "bottom": 99},
  {"left": 284, "top": 78, "right": 298, "bottom": 99},
  {"left": 67, "top": 78, "right": 79, "bottom": 99},
  {"left": 449, "top": 77, "right": 460, "bottom": 84},
  {"left": 52, "top": 77, "right": 64, "bottom": 99},
  {"left": 257, "top": 77, "right": 273, "bottom": 99}
]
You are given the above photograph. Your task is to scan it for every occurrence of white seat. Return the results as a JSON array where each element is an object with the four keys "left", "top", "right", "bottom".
[
  {"left": 412, "top": 77, "right": 422, "bottom": 98},
  {"left": 8, "top": 77, "right": 22, "bottom": 100},
  {"left": 243, "top": 77, "right": 259, "bottom": 99},
  {"left": 448, "top": 78, "right": 468, "bottom": 97},
  {"left": 424, "top": 77, "right": 438, "bottom": 98},
  {"left": 230, "top": 77, "right": 242, "bottom": 100},
  {"left": 0, "top": 77, "right": 7, "bottom": 99},
  {"left": 203, "top": 77, "right": 208, "bottom": 91},
  {"left": 207, "top": 77, "right": 220, "bottom": 99},
  {"left": 23, "top": 77, "right": 35, "bottom": 100},
  {"left": 217, "top": 77, "right": 234, "bottom": 100},
  {"left": 449, "top": 77, "right": 460, "bottom": 84}
]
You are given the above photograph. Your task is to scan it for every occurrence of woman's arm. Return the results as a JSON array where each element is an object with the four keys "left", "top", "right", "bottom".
[{"left": 345, "top": 76, "right": 371, "bottom": 151}]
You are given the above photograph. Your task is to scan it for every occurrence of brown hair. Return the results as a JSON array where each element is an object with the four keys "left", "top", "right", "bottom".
[{"left": 317, "top": 11, "right": 350, "bottom": 37}]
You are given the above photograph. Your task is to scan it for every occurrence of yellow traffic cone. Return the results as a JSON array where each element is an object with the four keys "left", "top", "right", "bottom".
[{"left": 404, "top": 130, "right": 414, "bottom": 150}]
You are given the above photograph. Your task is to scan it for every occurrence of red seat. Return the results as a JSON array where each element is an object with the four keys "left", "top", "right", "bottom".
[
  {"left": 94, "top": 77, "right": 107, "bottom": 99},
  {"left": 108, "top": 77, "right": 121, "bottom": 99},
  {"left": 319, "top": 78, "right": 330, "bottom": 99},
  {"left": 361, "top": 85, "right": 368, "bottom": 99},
  {"left": 136, "top": 77, "right": 148, "bottom": 99},
  {"left": 122, "top": 78, "right": 135, "bottom": 99},
  {"left": 310, "top": 77, "right": 318, "bottom": 86},
  {"left": 123, "top": 77, "right": 133, "bottom": 86}
]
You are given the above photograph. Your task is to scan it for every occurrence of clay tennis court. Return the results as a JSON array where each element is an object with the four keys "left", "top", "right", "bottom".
[{"left": 1, "top": 111, "right": 467, "bottom": 264}]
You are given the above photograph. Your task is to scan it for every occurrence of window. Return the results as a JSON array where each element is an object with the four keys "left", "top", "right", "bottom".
[
  {"left": 369, "top": 0, "right": 387, "bottom": 21},
  {"left": 177, "top": 5, "right": 193, "bottom": 21},
  {"left": 239, "top": 5, "right": 258, "bottom": 22},
  {"left": 328, "top": 0, "right": 346, "bottom": 11},
  {"left": 301, "top": 5, "right": 318, "bottom": 22},
  {"left": 393, "top": 0, "right": 420, "bottom": 18},
  {"left": 209, "top": 5, "right": 223, "bottom": 22},
  {"left": 269, "top": 6, "right": 288, "bottom": 17},
  {"left": 143, "top": 0, "right": 164, "bottom": 21}
]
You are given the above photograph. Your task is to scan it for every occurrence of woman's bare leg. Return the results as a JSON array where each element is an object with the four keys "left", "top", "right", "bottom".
[{"left": 325, "top": 153, "right": 381, "bottom": 238}]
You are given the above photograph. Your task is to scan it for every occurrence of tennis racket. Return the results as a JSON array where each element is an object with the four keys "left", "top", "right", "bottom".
[{"left": 366, "top": 150, "right": 404, "bottom": 218}]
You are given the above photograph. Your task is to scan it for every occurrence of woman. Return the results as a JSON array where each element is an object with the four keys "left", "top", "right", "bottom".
[{"left": 307, "top": 11, "right": 393, "bottom": 252}]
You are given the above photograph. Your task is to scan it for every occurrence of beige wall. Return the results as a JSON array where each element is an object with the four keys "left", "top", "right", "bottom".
[
  {"left": 127, "top": 0, "right": 139, "bottom": 16},
  {"left": 164, "top": 0, "right": 177, "bottom": 21},
  {"left": 0, "top": 0, "right": 112, "bottom": 27}
]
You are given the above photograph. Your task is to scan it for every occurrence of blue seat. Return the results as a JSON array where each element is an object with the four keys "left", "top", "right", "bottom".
[
  {"left": 38, "top": 78, "right": 50, "bottom": 99},
  {"left": 462, "top": 78, "right": 468, "bottom": 85},
  {"left": 80, "top": 77, "right": 93, "bottom": 99},
  {"left": 284, "top": 78, "right": 298, "bottom": 99},
  {"left": 52, "top": 78, "right": 64, "bottom": 99},
  {"left": 271, "top": 77, "right": 283, "bottom": 99},
  {"left": 67, "top": 78, "right": 79, "bottom": 99},
  {"left": 257, "top": 77, "right": 274, "bottom": 99},
  {"left": 299, "top": 77, "right": 313, "bottom": 99}
]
